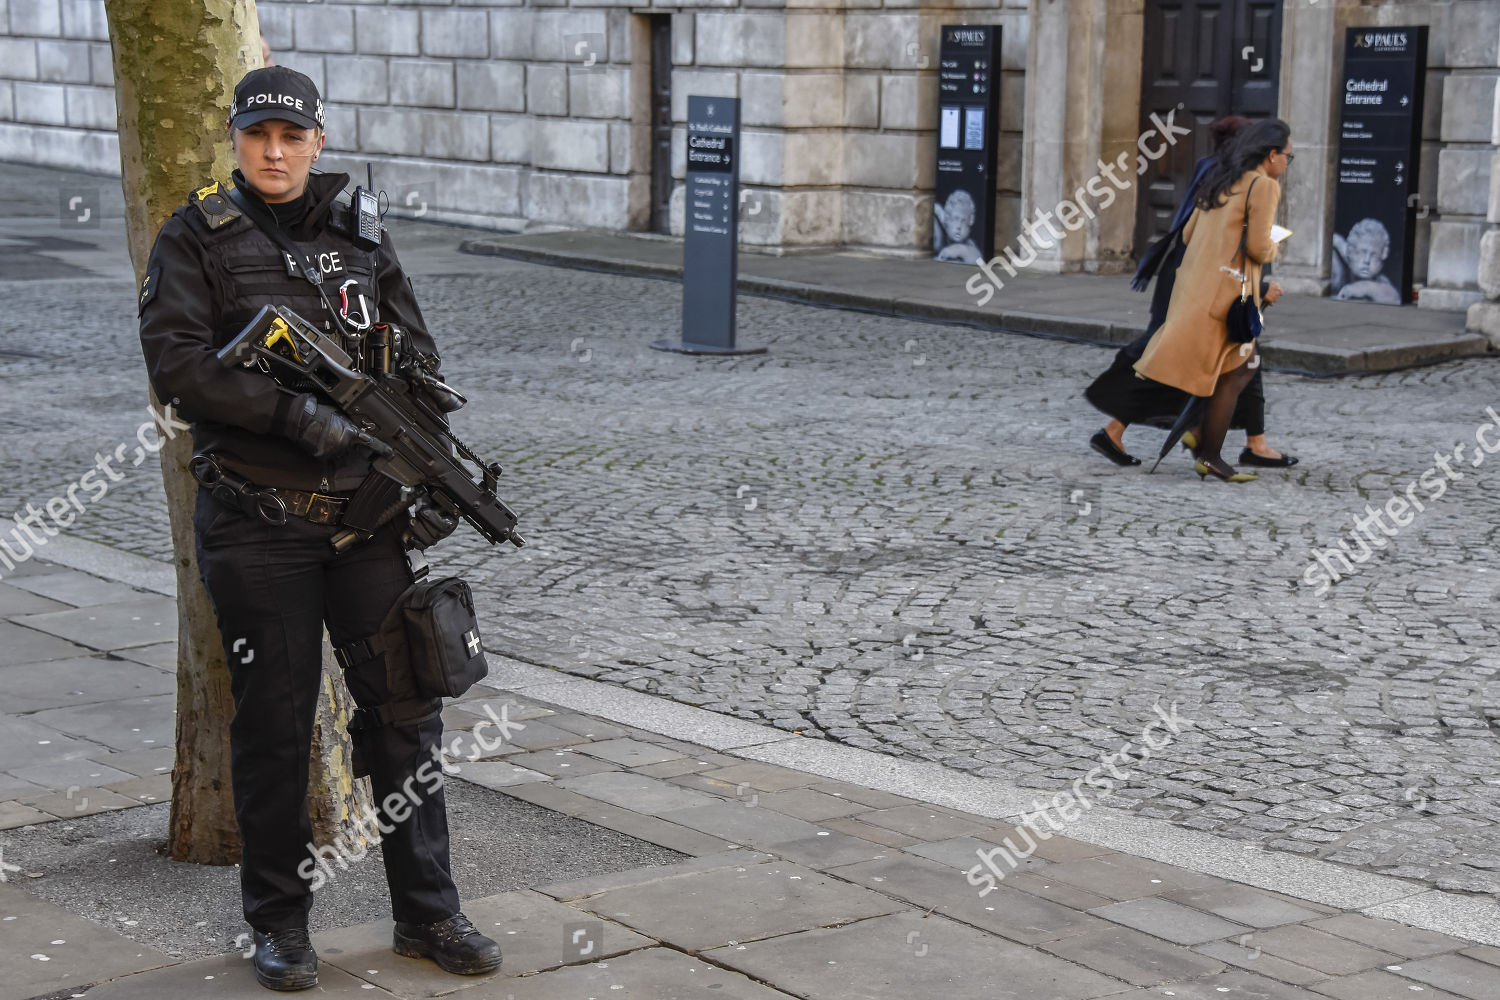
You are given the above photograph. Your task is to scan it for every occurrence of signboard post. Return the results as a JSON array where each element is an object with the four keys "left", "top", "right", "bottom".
[
  {"left": 1330, "top": 26, "right": 1427, "bottom": 305},
  {"left": 932, "top": 25, "right": 1002, "bottom": 266},
  {"left": 652, "top": 96, "right": 766, "bottom": 355}
]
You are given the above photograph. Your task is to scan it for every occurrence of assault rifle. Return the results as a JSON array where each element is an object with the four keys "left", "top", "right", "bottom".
[{"left": 218, "top": 304, "right": 524, "bottom": 552}]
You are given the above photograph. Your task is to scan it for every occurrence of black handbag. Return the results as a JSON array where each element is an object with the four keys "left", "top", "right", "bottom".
[{"left": 1224, "top": 177, "right": 1263, "bottom": 344}]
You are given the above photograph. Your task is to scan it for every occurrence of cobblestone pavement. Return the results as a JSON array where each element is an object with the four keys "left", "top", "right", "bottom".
[{"left": 3, "top": 164, "right": 1499, "bottom": 898}]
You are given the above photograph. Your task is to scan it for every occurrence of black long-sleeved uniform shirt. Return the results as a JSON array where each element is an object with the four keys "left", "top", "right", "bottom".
[{"left": 139, "top": 170, "right": 439, "bottom": 493}]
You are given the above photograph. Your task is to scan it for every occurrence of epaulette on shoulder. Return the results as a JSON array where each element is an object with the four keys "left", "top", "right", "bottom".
[{"left": 189, "top": 180, "right": 241, "bottom": 229}]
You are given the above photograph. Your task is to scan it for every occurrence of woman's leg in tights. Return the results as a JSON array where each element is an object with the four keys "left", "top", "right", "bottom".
[{"left": 1198, "top": 350, "right": 1257, "bottom": 471}]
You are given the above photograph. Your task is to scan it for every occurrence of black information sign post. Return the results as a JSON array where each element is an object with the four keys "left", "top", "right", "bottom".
[
  {"left": 1331, "top": 26, "right": 1427, "bottom": 306},
  {"left": 932, "top": 25, "right": 1001, "bottom": 266},
  {"left": 652, "top": 96, "right": 766, "bottom": 355}
]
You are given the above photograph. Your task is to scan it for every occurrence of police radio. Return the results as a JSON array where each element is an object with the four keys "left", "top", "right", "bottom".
[{"left": 351, "top": 163, "right": 381, "bottom": 252}]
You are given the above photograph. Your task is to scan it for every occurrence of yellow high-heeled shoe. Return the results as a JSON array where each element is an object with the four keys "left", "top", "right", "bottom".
[
  {"left": 1180, "top": 430, "right": 1199, "bottom": 452},
  {"left": 1195, "top": 460, "right": 1257, "bottom": 483}
]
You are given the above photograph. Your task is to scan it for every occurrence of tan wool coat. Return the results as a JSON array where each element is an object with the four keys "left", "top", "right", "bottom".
[{"left": 1135, "top": 166, "right": 1281, "bottom": 397}]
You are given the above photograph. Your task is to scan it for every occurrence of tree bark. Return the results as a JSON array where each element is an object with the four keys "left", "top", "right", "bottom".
[{"left": 105, "top": 0, "right": 373, "bottom": 866}]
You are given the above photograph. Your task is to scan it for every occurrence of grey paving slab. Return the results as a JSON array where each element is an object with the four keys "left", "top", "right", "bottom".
[
  {"left": 0, "top": 582, "right": 68, "bottom": 615},
  {"left": 701, "top": 761, "right": 822, "bottom": 793},
  {"left": 1248, "top": 925, "right": 1399, "bottom": 977},
  {"left": 1392, "top": 953, "right": 1500, "bottom": 1000},
  {"left": 6, "top": 569, "right": 153, "bottom": 608},
  {"left": 766, "top": 828, "right": 892, "bottom": 870},
  {"left": 536, "top": 849, "right": 771, "bottom": 901},
  {"left": 0, "top": 620, "right": 92, "bottom": 666},
  {"left": 17, "top": 785, "right": 142, "bottom": 819},
  {"left": 112, "top": 641, "right": 177, "bottom": 672},
  {"left": 857, "top": 803, "right": 999, "bottom": 841},
  {"left": 830, "top": 853, "right": 1110, "bottom": 946},
  {"left": 540, "top": 712, "right": 633, "bottom": 742},
  {"left": 0, "top": 799, "right": 50, "bottom": 829},
  {"left": 660, "top": 801, "right": 828, "bottom": 850},
  {"left": 1042, "top": 924, "right": 1229, "bottom": 986},
  {"left": 0, "top": 882, "right": 174, "bottom": 998},
  {"left": 575, "top": 738, "right": 687, "bottom": 768},
  {"left": 904, "top": 835, "right": 1055, "bottom": 875},
  {"left": 1308, "top": 912, "right": 1471, "bottom": 958},
  {"left": 1163, "top": 885, "right": 1330, "bottom": 930},
  {"left": 14, "top": 597, "right": 178, "bottom": 651},
  {"left": 820, "top": 815, "right": 924, "bottom": 848},
  {"left": 1310, "top": 969, "right": 1467, "bottom": 1000},
  {"left": 0, "top": 715, "right": 108, "bottom": 770},
  {"left": 556, "top": 770, "right": 723, "bottom": 814},
  {"left": 1005, "top": 871, "right": 1119, "bottom": 912},
  {"left": 0, "top": 655, "right": 174, "bottom": 714},
  {"left": 1092, "top": 897, "right": 1252, "bottom": 946},
  {"left": 573, "top": 859, "right": 902, "bottom": 951},
  {"left": 0, "top": 773, "right": 44, "bottom": 799},
  {"left": 77, "top": 951, "right": 394, "bottom": 998},
  {"left": 449, "top": 760, "right": 551, "bottom": 789},
  {"left": 103, "top": 773, "right": 172, "bottom": 805},
  {"left": 481, "top": 946, "right": 799, "bottom": 1000},
  {"left": 91, "top": 747, "right": 175, "bottom": 779},
  {"left": 496, "top": 781, "right": 737, "bottom": 856},
  {"left": 1043, "top": 855, "right": 1218, "bottom": 902},
  {"left": 703, "top": 909, "right": 1128, "bottom": 1000},
  {"left": 1105, "top": 971, "right": 1326, "bottom": 998},
  {"left": 503, "top": 749, "right": 620, "bottom": 778},
  {"left": 25, "top": 695, "right": 175, "bottom": 752},
  {"left": 1462, "top": 945, "right": 1500, "bottom": 968},
  {"left": 752, "top": 786, "right": 872, "bottom": 821},
  {"left": 7, "top": 756, "right": 137, "bottom": 790},
  {"left": 1193, "top": 939, "right": 1332, "bottom": 986}
]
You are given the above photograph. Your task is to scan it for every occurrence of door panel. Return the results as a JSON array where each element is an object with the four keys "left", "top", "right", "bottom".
[
  {"left": 1135, "top": 0, "right": 1283, "bottom": 252},
  {"left": 649, "top": 16, "right": 673, "bottom": 235}
]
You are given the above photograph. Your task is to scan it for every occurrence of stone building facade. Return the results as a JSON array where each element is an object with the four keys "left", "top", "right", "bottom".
[{"left": 0, "top": 0, "right": 1494, "bottom": 320}]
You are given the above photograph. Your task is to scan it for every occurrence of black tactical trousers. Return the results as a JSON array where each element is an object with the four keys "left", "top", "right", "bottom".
[{"left": 193, "top": 488, "right": 460, "bottom": 932}]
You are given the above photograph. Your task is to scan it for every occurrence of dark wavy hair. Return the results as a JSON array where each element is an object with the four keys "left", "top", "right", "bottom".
[
  {"left": 1209, "top": 116, "right": 1250, "bottom": 151},
  {"left": 1195, "top": 117, "right": 1290, "bottom": 211}
]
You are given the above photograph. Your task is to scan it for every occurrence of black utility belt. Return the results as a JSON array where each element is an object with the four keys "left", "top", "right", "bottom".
[{"left": 190, "top": 453, "right": 348, "bottom": 526}]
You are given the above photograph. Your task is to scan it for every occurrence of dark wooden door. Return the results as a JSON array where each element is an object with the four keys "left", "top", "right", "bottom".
[
  {"left": 1135, "top": 0, "right": 1282, "bottom": 251},
  {"left": 649, "top": 16, "right": 673, "bottom": 234}
]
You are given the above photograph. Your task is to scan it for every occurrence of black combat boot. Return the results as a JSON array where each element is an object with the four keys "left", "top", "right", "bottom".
[
  {"left": 392, "top": 913, "right": 503, "bottom": 975},
  {"left": 251, "top": 927, "right": 318, "bottom": 991}
]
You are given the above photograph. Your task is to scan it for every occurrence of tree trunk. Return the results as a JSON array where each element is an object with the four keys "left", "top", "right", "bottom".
[{"left": 105, "top": 0, "right": 373, "bottom": 865}]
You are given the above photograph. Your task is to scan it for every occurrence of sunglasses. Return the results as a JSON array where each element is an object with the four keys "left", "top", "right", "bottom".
[{"left": 1279, "top": 151, "right": 1296, "bottom": 164}]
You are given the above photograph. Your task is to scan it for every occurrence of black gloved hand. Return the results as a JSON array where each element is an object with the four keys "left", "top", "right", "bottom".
[
  {"left": 405, "top": 496, "right": 459, "bottom": 549},
  {"left": 288, "top": 393, "right": 365, "bottom": 459}
]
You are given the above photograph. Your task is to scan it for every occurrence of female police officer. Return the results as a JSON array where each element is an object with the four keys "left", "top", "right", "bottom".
[{"left": 138, "top": 66, "right": 501, "bottom": 991}]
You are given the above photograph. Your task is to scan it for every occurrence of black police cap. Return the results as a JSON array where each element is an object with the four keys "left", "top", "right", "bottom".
[{"left": 230, "top": 66, "right": 325, "bottom": 132}]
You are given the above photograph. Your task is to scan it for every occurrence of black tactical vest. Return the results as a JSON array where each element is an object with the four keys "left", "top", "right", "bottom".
[{"left": 186, "top": 181, "right": 378, "bottom": 358}]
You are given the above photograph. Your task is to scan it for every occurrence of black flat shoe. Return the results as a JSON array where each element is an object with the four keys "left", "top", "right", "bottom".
[
  {"left": 1239, "top": 448, "right": 1298, "bottom": 468},
  {"left": 1090, "top": 430, "right": 1141, "bottom": 467},
  {"left": 394, "top": 913, "right": 503, "bottom": 975},
  {"left": 252, "top": 928, "right": 318, "bottom": 991}
]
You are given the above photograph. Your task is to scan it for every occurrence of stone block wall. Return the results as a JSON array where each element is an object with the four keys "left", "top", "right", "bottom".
[
  {"left": 0, "top": 0, "right": 1025, "bottom": 254},
  {"left": 667, "top": 3, "right": 1028, "bottom": 252},
  {"left": 1417, "top": 0, "right": 1497, "bottom": 311},
  {"left": 0, "top": 0, "right": 119, "bottom": 175}
]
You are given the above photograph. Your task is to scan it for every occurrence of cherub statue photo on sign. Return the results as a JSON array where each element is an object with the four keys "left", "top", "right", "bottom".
[
  {"left": 934, "top": 188, "right": 982, "bottom": 264},
  {"left": 1331, "top": 218, "right": 1402, "bottom": 305}
]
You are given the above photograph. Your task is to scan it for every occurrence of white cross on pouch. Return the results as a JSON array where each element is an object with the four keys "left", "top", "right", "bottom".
[{"left": 465, "top": 631, "right": 481, "bottom": 657}]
